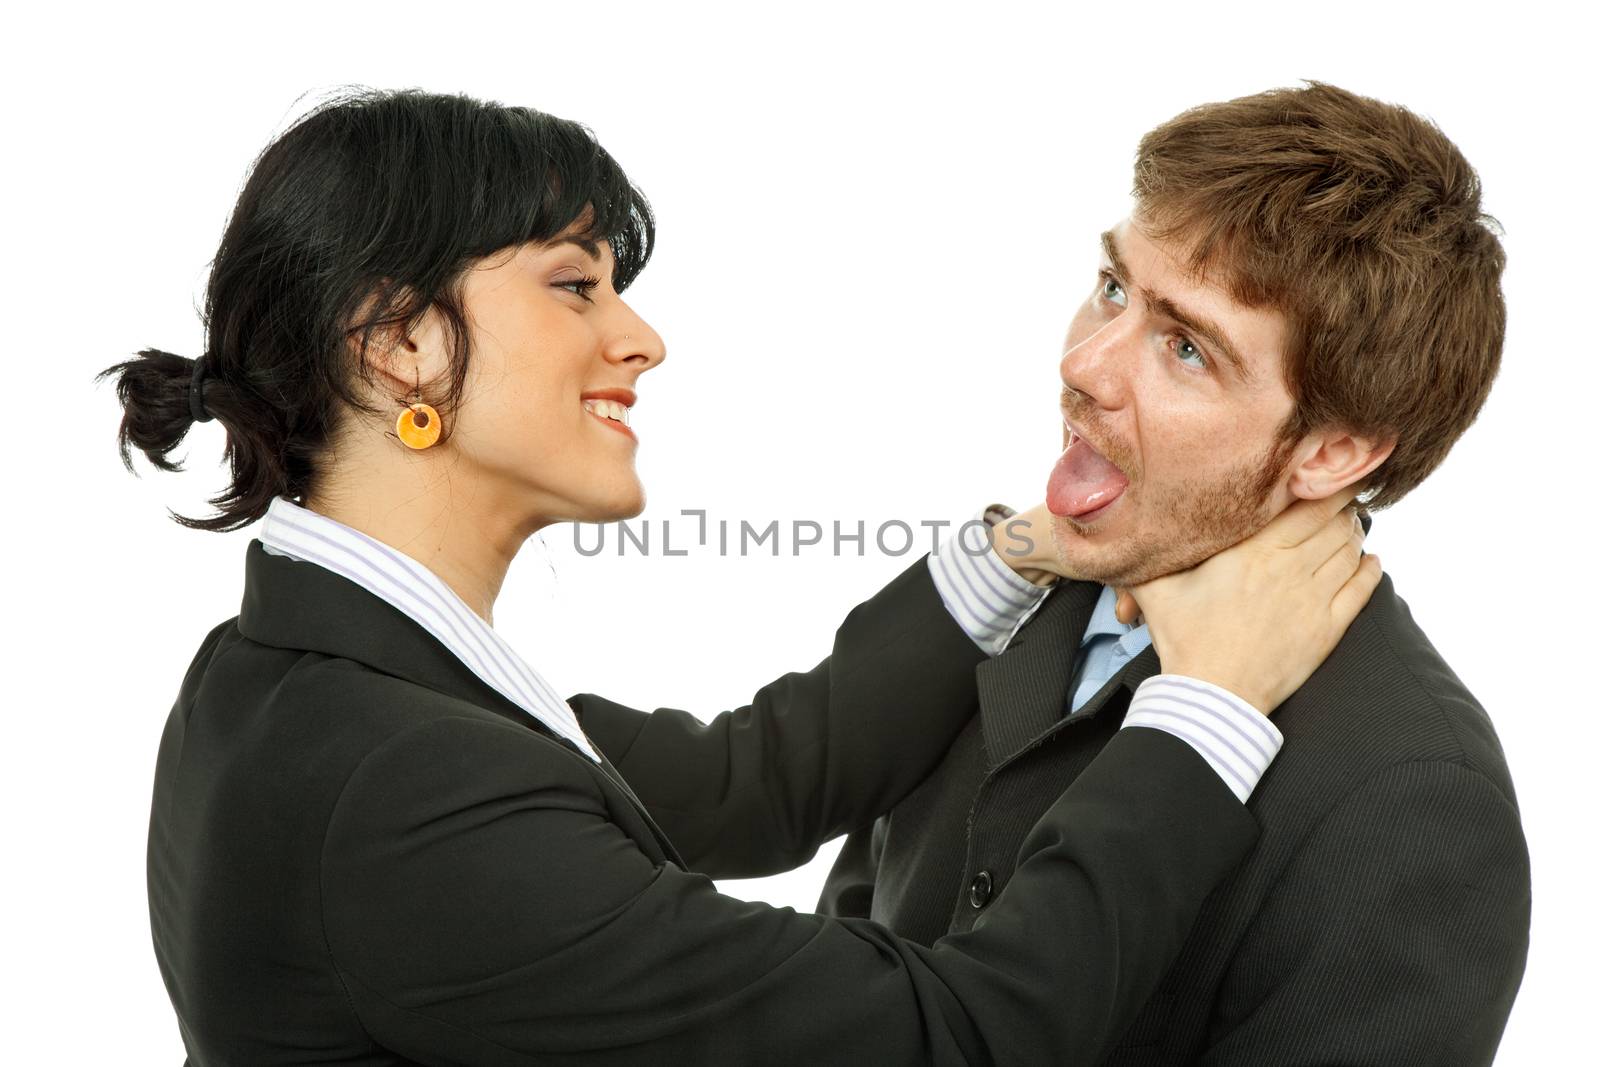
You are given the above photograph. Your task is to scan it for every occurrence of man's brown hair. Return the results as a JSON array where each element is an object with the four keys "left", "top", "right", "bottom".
[{"left": 1133, "top": 80, "right": 1504, "bottom": 510}]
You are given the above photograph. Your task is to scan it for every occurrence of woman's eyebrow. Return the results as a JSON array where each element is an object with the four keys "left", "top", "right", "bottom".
[
  {"left": 554, "top": 236, "right": 601, "bottom": 260},
  {"left": 1099, "top": 229, "right": 1254, "bottom": 385}
]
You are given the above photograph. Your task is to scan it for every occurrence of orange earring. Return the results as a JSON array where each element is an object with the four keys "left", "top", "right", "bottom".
[
  {"left": 395, "top": 370, "right": 442, "bottom": 450},
  {"left": 397, "top": 401, "right": 441, "bottom": 449}
]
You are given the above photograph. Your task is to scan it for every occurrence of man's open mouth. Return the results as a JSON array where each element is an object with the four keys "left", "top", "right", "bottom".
[{"left": 1048, "top": 426, "right": 1129, "bottom": 520}]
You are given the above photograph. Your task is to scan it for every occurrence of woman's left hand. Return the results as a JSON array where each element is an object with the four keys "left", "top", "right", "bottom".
[{"left": 1112, "top": 486, "right": 1379, "bottom": 716}]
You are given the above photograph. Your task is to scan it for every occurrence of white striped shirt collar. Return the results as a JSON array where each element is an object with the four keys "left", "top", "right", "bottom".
[{"left": 257, "top": 495, "right": 600, "bottom": 762}]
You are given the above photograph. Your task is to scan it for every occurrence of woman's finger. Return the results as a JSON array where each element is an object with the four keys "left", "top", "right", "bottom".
[
  {"left": 1311, "top": 511, "right": 1368, "bottom": 584},
  {"left": 1329, "top": 552, "right": 1383, "bottom": 627},
  {"left": 1293, "top": 503, "right": 1358, "bottom": 573},
  {"left": 1261, "top": 484, "right": 1364, "bottom": 549},
  {"left": 1115, "top": 588, "right": 1140, "bottom": 626}
]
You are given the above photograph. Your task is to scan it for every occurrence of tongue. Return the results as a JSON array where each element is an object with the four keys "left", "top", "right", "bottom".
[{"left": 1047, "top": 437, "right": 1129, "bottom": 517}]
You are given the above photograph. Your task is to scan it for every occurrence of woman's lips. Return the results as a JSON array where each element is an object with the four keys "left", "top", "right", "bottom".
[
  {"left": 582, "top": 393, "right": 637, "bottom": 443},
  {"left": 585, "top": 405, "right": 637, "bottom": 442}
]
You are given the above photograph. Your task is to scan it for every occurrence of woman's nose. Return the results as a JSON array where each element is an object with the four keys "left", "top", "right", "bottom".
[{"left": 606, "top": 303, "right": 666, "bottom": 370}]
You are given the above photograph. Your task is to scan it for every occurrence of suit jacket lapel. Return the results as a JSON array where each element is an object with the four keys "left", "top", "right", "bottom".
[
  {"left": 238, "top": 540, "right": 533, "bottom": 731},
  {"left": 1072, "top": 643, "right": 1162, "bottom": 720},
  {"left": 976, "top": 577, "right": 1164, "bottom": 771},
  {"left": 975, "top": 579, "right": 1097, "bottom": 769},
  {"left": 236, "top": 539, "right": 687, "bottom": 867}
]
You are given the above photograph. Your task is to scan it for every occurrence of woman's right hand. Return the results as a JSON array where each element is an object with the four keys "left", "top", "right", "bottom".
[{"left": 1113, "top": 485, "right": 1381, "bottom": 716}]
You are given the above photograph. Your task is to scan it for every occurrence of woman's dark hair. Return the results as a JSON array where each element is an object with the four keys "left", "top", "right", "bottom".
[{"left": 96, "top": 87, "right": 654, "bottom": 532}]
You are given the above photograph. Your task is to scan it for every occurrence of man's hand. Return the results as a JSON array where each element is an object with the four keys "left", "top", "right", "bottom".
[{"left": 1113, "top": 486, "right": 1381, "bottom": 716}]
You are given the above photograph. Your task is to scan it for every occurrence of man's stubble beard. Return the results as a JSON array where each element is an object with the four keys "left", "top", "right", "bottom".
[{"left": 1049, "top": 430, "right": 1298, "bottom": 589}]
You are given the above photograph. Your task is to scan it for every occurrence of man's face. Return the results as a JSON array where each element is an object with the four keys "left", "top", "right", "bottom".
[{"left": 1046, "top": 216, "right": 1304, "bottom": 588}]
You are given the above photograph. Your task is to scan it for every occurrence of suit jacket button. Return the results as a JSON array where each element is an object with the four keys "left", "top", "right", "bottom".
[{"left": 968, "top": 869, "right": 994, "bottom": 909}]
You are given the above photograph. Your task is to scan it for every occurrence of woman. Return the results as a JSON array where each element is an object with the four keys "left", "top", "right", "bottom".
[{"left": 101, "top": 89, "right": 1378, "bottom": 1065}]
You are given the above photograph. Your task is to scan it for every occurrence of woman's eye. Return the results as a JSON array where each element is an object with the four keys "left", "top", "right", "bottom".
[
  {"left": 1173, "top": 336, "right": 1208, "bottom": 370},
  {"left": 555, "top": 275, "right": 601, "bottom": 302},
  {"left": 1098, "top": 271, "right": 1127, "bottom": 309}
]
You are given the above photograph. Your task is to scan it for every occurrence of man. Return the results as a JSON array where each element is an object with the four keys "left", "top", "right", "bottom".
[{"left": 818, "top": 81, "right": 1530, "bottom": 1064}]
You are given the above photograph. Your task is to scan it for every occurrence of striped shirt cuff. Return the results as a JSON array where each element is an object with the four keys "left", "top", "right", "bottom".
[
  {"left": 928, "top": 506, "right": 1052, "bottom": 657},
  {"left": 1121, "top": 674, "right": 1284, "bottom": 803}
]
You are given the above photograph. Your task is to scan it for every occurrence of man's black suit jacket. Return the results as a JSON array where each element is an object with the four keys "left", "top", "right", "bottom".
[
  {"left": 818, "top": 570, "right": 1532, "bottom": 1065},
  {"left": 149, "top": 543, "right": 1259, "bottom": 1065}
]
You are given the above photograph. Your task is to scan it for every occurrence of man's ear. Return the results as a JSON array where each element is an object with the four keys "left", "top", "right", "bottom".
[{"left": 1286, "top": 427, "right": 1397, "bottom": 502}]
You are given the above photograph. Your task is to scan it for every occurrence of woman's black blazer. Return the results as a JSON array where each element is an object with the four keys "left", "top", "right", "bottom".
[{"left": 147, "top": 540, "right": 1257, "bottom": 1065}]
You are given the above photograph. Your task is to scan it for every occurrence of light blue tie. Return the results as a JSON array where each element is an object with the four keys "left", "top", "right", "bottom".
[{"left": 1067, "top": 585, "right": 1153, "bottom": 714}]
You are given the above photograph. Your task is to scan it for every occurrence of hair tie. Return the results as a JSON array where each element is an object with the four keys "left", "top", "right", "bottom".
[{"left": 188, "top": 355, "right": 215, "bottom": 423}]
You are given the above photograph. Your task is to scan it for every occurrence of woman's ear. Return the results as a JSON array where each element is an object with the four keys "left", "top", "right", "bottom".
[
  {"left": 1286, "top": 428, "right": 1397, "bottom": 501},
  {"left": 344, "top": 283, "right": 451, "bottom": 400}
]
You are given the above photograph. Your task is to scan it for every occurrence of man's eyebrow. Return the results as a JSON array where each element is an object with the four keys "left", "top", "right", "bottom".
[{"left": 1098, "top": 230, "right": 1254, "bottom": 385}]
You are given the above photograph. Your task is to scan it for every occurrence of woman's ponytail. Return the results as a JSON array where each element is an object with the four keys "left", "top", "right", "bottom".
[
  {"left": 98, "top": 348, "right": 210, "bottom": 473},
  {"left": 95, "top": 348, "right": 294, "bottom": 532}
]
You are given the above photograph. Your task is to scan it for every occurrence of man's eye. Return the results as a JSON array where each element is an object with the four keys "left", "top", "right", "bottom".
[
  {"left": 1173, "top": 336, "right": 1208, "bottom": 370},
  {"left": 1098, "top": 270, "right": 1127, "bottom": 309}
]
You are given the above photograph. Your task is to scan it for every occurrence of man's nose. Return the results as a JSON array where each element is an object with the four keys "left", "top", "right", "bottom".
[{"left": 1059, "top": 317, "right": 1133, "bottom": 408}]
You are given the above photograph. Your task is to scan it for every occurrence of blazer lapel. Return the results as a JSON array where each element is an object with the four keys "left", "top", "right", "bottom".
[
  {"left": 975, "top": 579, "right": 1098, "bottom": 770},
  {"left": 238, "top": 540, "right": 531, "bottom": 731},
  {"left": 235, "top": 539, "right": 687, "bottom": 868},
  {"left": 1071, "top": 643, "right": 1162, "bottom": 721},
  {"left": 975, "top": 578, "right": 1164, "bottom": 771}
]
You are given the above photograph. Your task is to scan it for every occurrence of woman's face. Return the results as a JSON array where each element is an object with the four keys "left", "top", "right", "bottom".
[{"left": 429, "top": 231, "right": 666, "bottom": 530}]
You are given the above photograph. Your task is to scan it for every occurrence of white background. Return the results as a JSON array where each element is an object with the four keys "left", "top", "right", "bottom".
[{"left": 8, "top": 1, "right": 1595, "bottom": 1061}]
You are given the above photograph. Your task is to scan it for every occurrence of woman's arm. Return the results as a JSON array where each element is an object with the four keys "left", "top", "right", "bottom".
[
  {"left": 575, "top": 488, "right": 1374, "bottom": 880},
  {"left": 320, "top": 490, "right": 1378, "bottom": 1064},
  {"left": 320, "top": 710, "right": 1255, "bottom": 1067},
  {"left": 570, "top": 552, "right": 986, "bottom": 878}
]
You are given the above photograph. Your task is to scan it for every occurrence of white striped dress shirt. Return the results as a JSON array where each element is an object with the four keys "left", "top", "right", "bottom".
[
  {"left": 257, "top": 495, "right": 602, "bottom": 762},
  {"left": 928, "top": 505, "right": 1284, "bottom": 803}
]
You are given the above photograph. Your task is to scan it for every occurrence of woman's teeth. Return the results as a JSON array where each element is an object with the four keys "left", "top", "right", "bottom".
[{"left": 583, "top": 398, "right": 630, "bottom": 426}]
